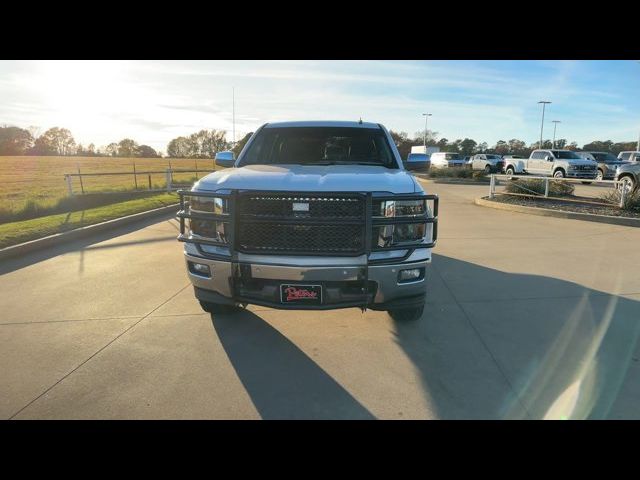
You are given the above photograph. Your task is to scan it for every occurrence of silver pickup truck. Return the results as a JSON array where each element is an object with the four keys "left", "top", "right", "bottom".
[
  {"left": 503, "top": 149, "right": 597, "bottom": 179},
  {"left": 176, "top": 121, "right": 439, "bottom": 322}
]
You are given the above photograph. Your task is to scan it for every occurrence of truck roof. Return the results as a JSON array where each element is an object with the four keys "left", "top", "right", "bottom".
[{"left": 263, "top": 120, "right": 381, "bottom": 129}]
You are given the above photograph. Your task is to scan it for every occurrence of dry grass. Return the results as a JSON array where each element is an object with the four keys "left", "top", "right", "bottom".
[{"left": 0, "top": 155, "right": 218, "bottom": 220}]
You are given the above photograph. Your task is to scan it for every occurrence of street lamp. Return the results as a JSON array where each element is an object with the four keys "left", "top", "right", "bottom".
[
  {"left": 552, "top": 120, "right": 561, "bottom": 149},
  {"left": 422, "top": 113, "right": 432, "bottom": 149},
  {"left": 538, "top": 101, "right": 551, "bottom": 149}
]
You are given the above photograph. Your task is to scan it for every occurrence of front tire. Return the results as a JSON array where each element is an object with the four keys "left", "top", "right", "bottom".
[
  {"left": 619, "top": 175, "right": 636, "bottom": 193},
  {"left": 199, "top": 301, "right": 243, "bottom": 315},
  {"left": 553, "top": 169, "right": 566, "bottom": 178},
  {"left": 505, "top": 166, "right": 515, "bottom": 176},
  {"left": 596, "top": 169, "right": 604, "bottom": 181},
  {"left": 389, "top": 304, "right": 425, "bottom": 322},
  {"left": 484, "top": 164, "right": 492, "bottom": 174}
]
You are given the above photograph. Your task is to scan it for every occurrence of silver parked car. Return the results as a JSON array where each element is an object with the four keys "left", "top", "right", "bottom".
[
  {"left": 615, "top": 162, "right": 640, "bottom": 193},
  {"left": 577, "top": 151, "right": 629, "bottom": 180}
]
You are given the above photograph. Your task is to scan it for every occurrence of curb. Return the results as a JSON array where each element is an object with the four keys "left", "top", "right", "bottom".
[
  {"left": 474, "top": 197, "right": 640, "bottom": 227},
  {"left": 0, "top": 203, "right": 179, "bottom": 262}
]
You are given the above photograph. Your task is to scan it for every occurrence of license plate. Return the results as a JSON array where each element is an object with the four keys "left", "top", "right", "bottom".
[{"left": 280, "top": 284, "right": 322, "bottom": 305}]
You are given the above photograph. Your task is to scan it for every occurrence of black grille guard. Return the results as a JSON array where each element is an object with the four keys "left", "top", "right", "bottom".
[{"left": 176, "top": 189, "right": 439, "bottom": 255}]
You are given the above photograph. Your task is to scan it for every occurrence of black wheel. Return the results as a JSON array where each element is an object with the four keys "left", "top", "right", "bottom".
[
  {"left": 553, "top": 169, "right": 566, "bottom": 178},
  {"left": 596, "top": 169, "right": 604, "bottom": 181},
  {"left": 389, "top": 304, "right": 425, "bottom": 322},
  {"left": 199, "top": 301, "right": 243, "bottom": 314},
  {"left": 505, "top": 166, "right": 515, "bottom": 176},
  {"left": 484, "top": 164, "right": 492, "bottom": 174}
]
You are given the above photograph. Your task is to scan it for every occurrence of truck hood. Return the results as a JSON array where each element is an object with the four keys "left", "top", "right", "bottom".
[{"left": 193, "top": 164, "right": 419, "bottom": 194}]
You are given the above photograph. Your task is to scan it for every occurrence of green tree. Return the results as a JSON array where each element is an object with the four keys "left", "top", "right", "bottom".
[
  {"left": 232, "top": 132, "right": 253, "bottom": 157},
  {"left": 117, "top": 138, "right": 138, "bottom": 157},
  {"left": 167, "top": 136, "right": 191, "bottom": 158},
  {"left": 459, "top": 138, "right": 477, "bottom": 156},
  {"left": 0, "top": 126, "right": 34, "bottom": 155},
  {"left": 136, "top": 145, "right": 160, "bottom": 158},
  {"left": 33, "top": 127, "right": 76, "bottom": 155}
]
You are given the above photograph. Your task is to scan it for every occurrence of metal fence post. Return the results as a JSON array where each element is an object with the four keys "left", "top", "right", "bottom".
[
  {"left": 544, "top": 177, "right": 549, "bottom": 197},
  {"left": 489, "top": 174, "right": 495, "bottom": 198},
  {"left": 166, "top": 169, "right": 172, "bottom": 192},
  {"left": 65, "top": 174, "right": 74, "bottom": 196},
  {"left": 620, "top": 181, "right": 626, "bottom": 208}
]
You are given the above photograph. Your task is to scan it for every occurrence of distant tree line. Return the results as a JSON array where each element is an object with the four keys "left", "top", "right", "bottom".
[
  {"left": 1, "top": 123, "right": 636, "bottom": 160},
  {"left": 0, "top": 125, "right": 162, "bottom": 158},
  {"left": 390, "top": 129, "right": 637, "bottom": 159}
]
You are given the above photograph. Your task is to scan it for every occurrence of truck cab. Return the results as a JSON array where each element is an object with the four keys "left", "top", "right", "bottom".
[
  {"left": 177, "top": 121, "right": 439, "bottom": 322},
  {"left": 503, "top": 149, "right": 597, "bottom": 179}
]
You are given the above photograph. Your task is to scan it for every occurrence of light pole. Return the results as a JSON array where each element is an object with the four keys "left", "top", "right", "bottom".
[
  {"left": 232, "top": 87, "right": 236, "bottom": 146},
  {"left": 422, "top": 113, "right": 432, "bottom": 149},
  {"left": 552, "top": 120, "right": 561, "bottom": 149},
  {"left": 538, "top": 101, "right": 551, "bottom": 149}
]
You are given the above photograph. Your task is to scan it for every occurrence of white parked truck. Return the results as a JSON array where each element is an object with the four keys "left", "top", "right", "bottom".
[
  {"left": 177, "top": 121, "right": 439, "bottom": 322},
  {"left": 502, "top": 149, "right": 597, "bottom": 179}
]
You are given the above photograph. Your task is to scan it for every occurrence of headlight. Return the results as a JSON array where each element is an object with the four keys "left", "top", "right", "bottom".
[
  {"left": 375, "top": 199, "right": 426, "bottom": 217},
  {"left": 189, "top": 219, "right": 229, "bottom": 244},
  {"left": 373, "top": 222, "right": 430, "bottom": 247},
  {"left": 189, "top": 196, "right": 229, "bottom": 215}
]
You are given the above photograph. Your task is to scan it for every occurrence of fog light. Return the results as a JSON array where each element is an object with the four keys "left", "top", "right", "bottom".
[
  {"left": 189, "top": 262, "right": 211, "bottom": 277},
  {"left": 398, "top": 268, "right": 424, "bottom": 283}
]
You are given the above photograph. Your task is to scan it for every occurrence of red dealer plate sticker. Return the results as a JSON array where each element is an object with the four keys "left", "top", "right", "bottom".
[{"left": 280, "top": 284, "right": 322, "bottom": 305}]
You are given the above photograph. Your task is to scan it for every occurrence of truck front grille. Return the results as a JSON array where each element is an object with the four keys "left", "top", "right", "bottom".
[
  {"left": 236, "top": 193, "right": 365, "bottom": 255},
  {"left": 237, "top": 223, "right": 364, "bottom": 254}
]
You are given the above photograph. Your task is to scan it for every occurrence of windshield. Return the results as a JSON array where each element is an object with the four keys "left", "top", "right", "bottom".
[
  {"left": 551, "top": 150, "right": 582, "bottom": 159},
  {"left": 238, "top": 126, "right": 396, "bottom": 168},
  {"left": 444, "top": 153, "right": 463, "bottom": 160},
  {"left": 591, "top": 152, "right": 619, "bottom": 163}
]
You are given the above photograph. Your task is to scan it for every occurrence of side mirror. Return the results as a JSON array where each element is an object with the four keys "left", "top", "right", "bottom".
[
  {"left": 215, "top": 151, "right": 235, "bottom": 168},
  {"left": 545, "top": 155, "right": 553, "bottom": 162}
]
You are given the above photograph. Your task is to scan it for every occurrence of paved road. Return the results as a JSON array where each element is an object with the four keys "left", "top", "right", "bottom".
[{"left": 1, "top": 180, "right": 639, "bottom": 419}]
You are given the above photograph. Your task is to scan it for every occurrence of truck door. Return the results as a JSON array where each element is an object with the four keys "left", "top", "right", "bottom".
[
  {"left": 527, "top": 151, "right": 542, "bottom": 174},
  {"left": 543, "top": 151, "right": 556, "bottom": 175}
]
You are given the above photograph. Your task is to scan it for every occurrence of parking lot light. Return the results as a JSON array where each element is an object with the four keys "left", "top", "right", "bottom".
[
  {"left": 538, "top": 101, "right": 551, "bottom": 148},
  {"left": 552, "top": 120, "right": 561, "bottom": 149}
]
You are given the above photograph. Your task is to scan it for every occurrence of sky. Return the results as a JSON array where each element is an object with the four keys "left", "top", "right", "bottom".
[{"left": 1, "top": 60, "right": 639, "bottom": 153}]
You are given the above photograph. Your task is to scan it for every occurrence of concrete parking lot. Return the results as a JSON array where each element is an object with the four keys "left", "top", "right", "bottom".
[{"left": 1, "top": 179, "right": 639, "bottom": 419}]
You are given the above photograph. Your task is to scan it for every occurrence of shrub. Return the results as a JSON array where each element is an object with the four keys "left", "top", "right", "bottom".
[
  {"left": 428, "top": 168, "right": 474, "bottom": 179},
  {"left": 600, "top": 188, "right": 640, "bottom": 212},
  {"left": 504, "top": 179, "right": 575, "bottom": 197}
]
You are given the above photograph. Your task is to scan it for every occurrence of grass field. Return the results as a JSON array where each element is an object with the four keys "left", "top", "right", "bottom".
[
  {"left": 0, "top": 192, "right": 179, "bottom": 249},
  {"left": 0, "top": 155, "right": 217, "bottom": 223}
]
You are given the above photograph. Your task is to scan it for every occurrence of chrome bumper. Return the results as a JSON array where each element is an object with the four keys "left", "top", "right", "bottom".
[{"left": 184, "top": 246, "right": 430, "bottom": 310}]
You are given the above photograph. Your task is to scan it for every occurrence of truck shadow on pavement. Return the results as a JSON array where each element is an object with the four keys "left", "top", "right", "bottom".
[
  {"left": 392, "top": 254, "right": 640, "bottom": 419},
  {"left": 210, "top": 310, "right": 376, "bottom": 420},
  {"left": 208, "top": 254, "right": 639, "bottom": 420}
]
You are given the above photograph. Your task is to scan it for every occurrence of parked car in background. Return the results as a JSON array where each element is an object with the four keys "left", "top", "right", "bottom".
[
  {"left": 471, "top": 153, "right": 504, "bottom": 173},
  {"left": 618, "top": 151, "right": 640, "bottom": 162},
  {"left": 463, "top": 156, "right": 473, "bottom": 168},
  {"left": 502, "top": 149, "right": 597, "bottom": 179},
  {"left": 404, "top": 152, "right": 430, "bottom": 172},
  {"left": 615, "top": 162, "right": 640, "bottom": 193},
  {"left": 430, "top": 152, "right": 465, "bottom": 169},
  {"left": 577, "top": 151, "right": 629, "bottom": 180}
]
